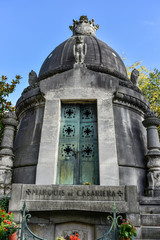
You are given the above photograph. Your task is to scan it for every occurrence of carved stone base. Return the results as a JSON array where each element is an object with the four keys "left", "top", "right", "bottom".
[
  {"left": 0, "top": 156, "right": 13, "bottom": 196},
  {"left": 145, "top": 187, "right": 160, "bottom": 197},
  {"left": 73, "top": 63, "right": 87, "bottom": 69},
  {"left": 0, "top": 147, "right": 14, "bottom": 157},
  {"left": 145, "top": 169, "right": 160, "bottom": 197}
]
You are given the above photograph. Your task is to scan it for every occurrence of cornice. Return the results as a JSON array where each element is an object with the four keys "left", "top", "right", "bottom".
[
  {"left": 16, "top": 93, "right": 45, "bottom": 120},
  {"left": 113, "top": 90, "right": 150, "bottom": 114}
]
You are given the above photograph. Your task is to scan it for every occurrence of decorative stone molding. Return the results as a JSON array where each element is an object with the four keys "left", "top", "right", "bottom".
[
  {"left": 0, "top": 156, "right": 13, "bottom": 196},
  {"left": 39, "top": 64, "right": 129, "bottom": 82},
  {"left": 16, "top": 94, "right": 45, "bottom": 119},
  {"left": 87, "top": 65, "right": 129, "bottom": 81},
  {"left": 22, "top": 82, "right": 40, "bottom": 94},
  {"left": 0, "top": 112, "right": 18, "bottom": 156},
  {"left": 38, "top": 65, "right": 73, "bottom": 81},
  {"left": 113, "top": 90, "right": 150, "bottom": 114},
  {"left": 0, "top": 112, "right": 18, "bottom": 196},
  {"left": 119, "top": 80, "right": 142, "bottom": 94},
  {"left": 143, "top": 111, "right": 160, "bottom": 155},
  {"left": 69, "top": 15, "right": 99, "bottom": 36},
  {"left": 143, "top": 111, "right": 160, "bottom": 128},
  {"left": 142, "top": 110, "right": 160, "bottom": 197}
]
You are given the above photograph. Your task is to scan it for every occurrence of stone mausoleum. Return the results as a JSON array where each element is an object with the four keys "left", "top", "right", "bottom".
[{"left": 0, "top": 16, "right": 160, "bottom": 240}]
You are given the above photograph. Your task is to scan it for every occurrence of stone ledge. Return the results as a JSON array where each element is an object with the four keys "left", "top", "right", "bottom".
[
  {"left": 9, "top": 184, "right": 139, "bottom": 214},
  {"left": 140, "top": 197, "right": 160, "bottom": 205}
]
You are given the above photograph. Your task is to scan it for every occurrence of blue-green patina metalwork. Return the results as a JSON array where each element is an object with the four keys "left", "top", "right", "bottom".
[
  {"left": 18, "top": 202, "right": 46, "bottom": 240},
  {"left": 57, "top": 103, "right": 99, "bottom": 185},
  {"left": 96, "top": 202, "right": 122, "bottom": 240},
  {"left": 96, "top": 202, "right": 135, "bottom": 240},
  {"left": 9, "top": 201, "right": 134, "bottom": 240}
]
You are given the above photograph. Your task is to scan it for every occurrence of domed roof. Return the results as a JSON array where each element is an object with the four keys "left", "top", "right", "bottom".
[{"left": 38, "top": 16, "right": 128, "bottom": 81}]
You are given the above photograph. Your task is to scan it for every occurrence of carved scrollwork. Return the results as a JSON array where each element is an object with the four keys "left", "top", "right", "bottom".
[
  {"left": 147, "top": 156, "right": 160, "bottom": 169},
  {"left": 113, "top": 91, "right": 150, "bottom": 113},
  {"left": 22, "top": 82, "right": 40, "bottom": 94},
  {"left": 154, "top": 172, "right": 160, "bottom": 187},
  {"left": 119, "top": 80, "right": 143, "bottom": 94},
  {"left": 16, "top": 94, "right": 45, "bottom": 119},
  {"left": 69, "top": 15, "right": 99, "bottom": 36},
  {"left": 143, "top": 111, "right": 160, "bottom": 127},
  {"left": 2, "top": 112, "right": 18, "bottom": 127}
]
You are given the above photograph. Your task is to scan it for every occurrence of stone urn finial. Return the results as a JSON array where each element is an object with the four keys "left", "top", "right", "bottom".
[{"left": 69, "top": 15, "right": 99, "bottom": 36}]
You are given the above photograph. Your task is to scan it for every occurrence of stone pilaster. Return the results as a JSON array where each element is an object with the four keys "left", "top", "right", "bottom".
[
  {"left": 0, "top": 112, "right": 18, "bottom": 195},
  {"left": 142, "top": 111, "right": 160, "bottom": 197}
]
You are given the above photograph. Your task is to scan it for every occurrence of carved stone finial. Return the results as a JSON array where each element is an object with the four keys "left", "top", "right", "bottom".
[
  {"left": 29, "top": 70, "right": 37, "bottom": 86},
  {"left": 143, "top": 110, "right": 160, "bottom": 128},
  {"left": 130, "top": 69, "right": 139, "bottom": 86},
  {"left": 2, "top": 112, "right": 18, "bottom": 127},
  {"left": 0, "top": 111, "right": 18, "bottom": 157},
  {"left": 145, "top": 110, "right": 158, "bottom": 118},
  {"left": 69, "top": 15, "right": 99, "bottom": 36},
  {"left": 73, "top": 36, "right": 87, "bottom": 64},
  {"left": 142, "top": 109, "right": 160, "bottom": 196}
]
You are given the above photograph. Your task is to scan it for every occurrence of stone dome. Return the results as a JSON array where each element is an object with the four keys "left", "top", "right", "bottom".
[{"left": 39, "top": 17, "right": 128, "bottom": 81}]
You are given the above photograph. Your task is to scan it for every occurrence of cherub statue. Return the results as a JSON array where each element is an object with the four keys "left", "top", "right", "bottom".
[{"left": 73, "top": 36, "right": 87, "bottom": 64}]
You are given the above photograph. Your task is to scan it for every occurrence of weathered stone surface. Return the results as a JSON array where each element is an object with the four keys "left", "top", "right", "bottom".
[
  {"left": 8, "top": 16, "right": 159, "bottom": 239},
  {"left": 13, "top": 107, "right": 44, "bottom": 183},
  {"left": 9, "top": 184, "right": 138, "bottom": 213},
  {"left": 23, "top": 185, "right": 125, "bottom": 201},
  {"left": 142, "top": 110, "right": 160, "bottom": 197},
  {"left": 13, "top": 166, "right": 36, "bottom": 184},
  {"left": 28, "top": 223, "right": 54, "bottom": 240},
  {"left": 141, "top": 214, "right": 160, "bottom": 226},
  {"left": 0, "top": 112, "right": 18, "bottom": 156},
  {"left": 142, "top": 227, "right": 160, "bottom": 239},
  {"left": 38, "top": 37, "right": 128, "bottom": 81},
  {"left": 119, "top": 167, "right": 147, "bottom": 195},
  {"left": 28, "top": 70, "right": 38, "bottom": 86},
  {"left": 0, "top": 155, "right": 13, "bottom": 195}
]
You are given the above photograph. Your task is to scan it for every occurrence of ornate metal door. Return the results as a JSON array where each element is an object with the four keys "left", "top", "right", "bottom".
[{"left": 57, "top": 103, "right": 99, "bottom": 185}]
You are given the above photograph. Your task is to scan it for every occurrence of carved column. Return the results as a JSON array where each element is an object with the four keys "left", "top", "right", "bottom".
[
  {"left": 142, "top": 111, "right": 160, "bottom": 197},
  {"left": 0, "top": 112, "right": 18, "bottom": 195}
]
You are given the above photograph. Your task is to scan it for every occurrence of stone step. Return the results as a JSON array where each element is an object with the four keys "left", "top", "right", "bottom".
[
  {"left": 140, "top": 205, "right": 160, "bottom": 214},
  {"left": 140, "top": 197, "right": 160, "bottom": 214},
  {"left": 141, "top": 214, "right": 160, "bottom": 226},
  {"left": 141, "top": 226, "right": 160, "bottom": 239}
]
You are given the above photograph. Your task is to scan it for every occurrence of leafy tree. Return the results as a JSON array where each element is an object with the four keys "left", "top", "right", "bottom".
[
  {"left": 127, "top": 62, "right": 160, "bottom": 136},
  {"left": 0, "top": 75, "right": 21, "bottom": 144}
]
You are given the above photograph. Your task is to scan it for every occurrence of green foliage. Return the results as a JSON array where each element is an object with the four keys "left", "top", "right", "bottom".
[
  {"left": 0, "top": 196, "right": 10, "bottom": 212},
  {"left": 119, "top": 219, "right": 136, "bottom": 239},
  {"left": 127, "top": 62, "right": 160, "bottom": 136},
  {"left": 0, "top": 207, "right": 18, "bottom": 239},
  {"left": 0, "top": 75, "right": 21, "bottom": 145}
]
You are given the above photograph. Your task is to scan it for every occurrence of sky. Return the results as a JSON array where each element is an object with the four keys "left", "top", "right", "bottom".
[{"left": 1, "top": 0, "right": 160, "bottom": 105}]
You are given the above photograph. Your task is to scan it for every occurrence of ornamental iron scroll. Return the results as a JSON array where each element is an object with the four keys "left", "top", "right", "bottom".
[
  {"left": 16, "top": 202, "right": 134, "bottom": 240},
  {"left": 18, "top": 201, "right": 47, "bottom": 240},
  {"left": 96, "top": 202, "right": 123, "bottom": 240}
]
